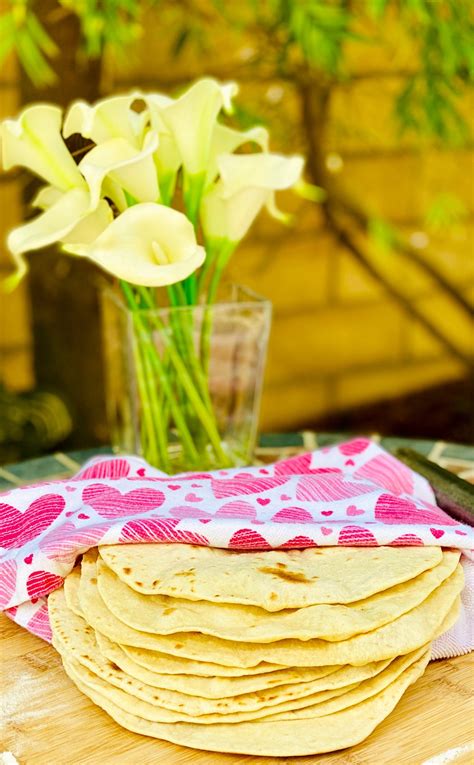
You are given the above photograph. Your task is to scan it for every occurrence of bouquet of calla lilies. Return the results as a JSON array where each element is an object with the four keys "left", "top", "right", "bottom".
[{"left": 1, "top": 78, "right": 306, "bottom": 471}]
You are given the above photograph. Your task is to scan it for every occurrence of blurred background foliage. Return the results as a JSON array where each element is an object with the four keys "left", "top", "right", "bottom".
[{"left": 0, "top": 0, "right": 473, "bottom": 462}]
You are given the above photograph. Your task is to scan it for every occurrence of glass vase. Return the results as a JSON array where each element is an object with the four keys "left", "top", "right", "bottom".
[{"left": 101, "top": 285, "right": 272, "bottom": 473}]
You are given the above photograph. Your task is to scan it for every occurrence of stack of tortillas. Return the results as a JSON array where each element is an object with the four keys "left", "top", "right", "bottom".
[{"left": 49, "top": 544, "right": 464, "bottom": 756}]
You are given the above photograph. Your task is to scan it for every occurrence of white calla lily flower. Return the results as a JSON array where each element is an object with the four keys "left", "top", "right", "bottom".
[
  {"left": 68, "top": 203, "right": 205, "bottom": 286},
  {"left": 157, "top": 78, "right": 238, "bottom": 176},
  {"left": 63, "top": 94, "right": 144, "bottom": 147},
  {"left": 78, "top": 131, "right": 160, "bottom": 209},
  {"left": 140, "top": 92, "right": 181, "bottom": 204},
  {"left": 201, "top": 152, "right": 304, "bottom": 244},
  {"left": 5, "top": 188, "right": 111, "bottom": 287},
  {"left": 205, "top": 123, "right": 269, "bottom": 186},
  {"left": 1, "top": 104, "right": 85, "bottom": 190}
]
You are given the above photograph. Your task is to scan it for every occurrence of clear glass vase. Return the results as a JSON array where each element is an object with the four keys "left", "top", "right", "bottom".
[{"left": 101, "top": 285, "right": 272, "bottom": 473}]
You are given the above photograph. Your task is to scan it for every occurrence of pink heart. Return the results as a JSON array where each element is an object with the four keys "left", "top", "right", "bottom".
[
  {"left": 169, "top": 505, "right": 212, "bottom": 520},
  {"left": 280, "top": 494, "right": 291, "bottom": 501},
  {"left": 430, "top": 528, "right": 445, "bottom": 540},
  {"left": 229, "top": 528, "right": 271, "bottom": 550},
  {"left": 65, "top": 486, "right": 76, "bottom": 493},
  {"left": 257, "top": 498, "right": 270, "bottom": 506},
  {"left": 137, "top": 468, "right": 146, "bottom": 477},
  {"left": 338, "top": 525, "right": 378, "bottom": 546},
  {"left": 296, "top": 475, "right": 374, "bottom": 502},
  {"left": 259, "top": 469, "right": 270, "bottom": 475},
  {"left": 0, "top": 495, "right": 65, "bottom": 550},
  {"left": 77, "top": 458, "right": 130, "bottom": 480},
  {"left": 65, "top": 511, "right": 75, "bottom": 517},
  {"left": 0, "top": 560, "right": 17, "bottom": 609},
  {"left": 338, "top": 438, "right": 370, "bottom": 456},
  {"left": 82, "top": 484, "right": 164, "bottom": 519},
  {"left": 215, "top": 501, "right": 256, "bottom": 521},
  {"left": 168, "top": 485, "right": 181, "bottom": 491},
  {"left": 120, "top": 518, "right": 208, "bottom": 545},
  {"left": 24, "top": 554, "right": 33, "bottom": 564},
  {"left": 321, "top": 510, "right": 333, "bottom": 517},
  {"left": 321, "top": 526, "right": 333, "bottom": 536},
  {"left": 346, "top": 505, "right": 364, "bottom": 517},
  {"left": 211, "top": 476, "right": 288, "bottom": 499},
  {"left": 280, "top": 535, "right": 317, "bottom": 549},
  {"left": 345, "top": 459, "right": 355, "bottom": 466},
  {"left": 375, "top": 494, "right": 456, "bottom": 526},
  {"left": 355, "top": 454, "right": 414, "bottom": 496},
  {"left": 26, "top": 570, "right": 63, "bottom": 599},
  {"left": 185, "top": 493, "right": 203, "bottom": 503},
  {"left": 271, "top": 507, "right": 314, "bottom": 523},
  {"left": 77, "top": 513, "right": 89, "bottom": 520}
]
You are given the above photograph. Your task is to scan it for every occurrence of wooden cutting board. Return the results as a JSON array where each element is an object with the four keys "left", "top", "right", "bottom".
[{"left": 1, "top": 613, "right": 473, "bottom": 765}]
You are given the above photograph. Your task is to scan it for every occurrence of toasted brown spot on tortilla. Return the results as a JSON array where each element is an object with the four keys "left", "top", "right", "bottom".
[
  {"left": 258, "top": 566, "right": 312, "bottom": 583},
  {"left": 90, "top": 577, "right": 97, "bottom": 585},
  {"left": 163, "top": 607, "right": 176, "bottom": 615},
  {"left": 135, "top": 581, "right": 143, "bottom": 587},
  {"left": 123, "top": 567, "right": 131, "bottom": 575}
]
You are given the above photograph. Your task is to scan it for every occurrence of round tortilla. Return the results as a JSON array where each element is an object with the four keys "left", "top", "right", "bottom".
[
  {"left": 96, "top": 551, "right": 460, "bottom": 643},
  {"left": 78, "top": 551, "right": 463, "bottom": 668},
  {"left": 95, "top": 632, "right": 339, "bottom": 699},
  {"left": 98, "top": 544, "right": 443, "bottom": 610},
  {"left": 51, "top": 588, "right": 397, "bottom": 720},
  {"left": 62, "top": 652, "right": 429, "bottom": 755},
  {"left": 64, "top": 568, "right": 284, "bottom": 677}
]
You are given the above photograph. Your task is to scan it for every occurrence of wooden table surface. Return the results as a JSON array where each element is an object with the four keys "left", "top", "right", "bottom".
[
  {"left": 1, "top": 434, "right": 474, "bottom": 764},
  {"left": 1, "top": 613, "right": 473, "bottom": 765}
]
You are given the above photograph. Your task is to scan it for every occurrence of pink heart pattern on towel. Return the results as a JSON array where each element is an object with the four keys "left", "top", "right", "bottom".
[
  {"left": 82, "top": 484, "right": 165, "bottom": 518},
  {"left": 0, "top": 495, "right": 65, "bottom": 550}
]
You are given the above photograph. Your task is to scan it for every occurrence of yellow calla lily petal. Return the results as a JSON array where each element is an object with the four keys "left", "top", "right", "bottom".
[
  {"left": 78, "top": 132, "right": 159, "bottom": 209},
  {"left": 218, "top": 152, "right": 304, "bottom": 198},
  {"left": 201, "top": 152, "right": 304, "bottom": 243},
  {"left": 6, "top": 189, "right": 113, "bottom": 285},
  {"left": 63, "top": 94, "right": 143, "bottom": 147},
  {"left": 1, "top": 104, "right": 85, "bottom": 190},
  {"left": 206, "top": 123, "right": 269, "bottom": 186},
  {"left": 77, "top": 203, "right": 205, "bottom": 286},
  {"left": 158, "top": 78, "right": 238, "bottom": 175}
]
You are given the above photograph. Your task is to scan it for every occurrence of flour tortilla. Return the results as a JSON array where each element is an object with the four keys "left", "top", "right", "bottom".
[
  {"left": 64, "top": 653, "right": 429, "bottom": 755},
  {"left": 51, "top": 588, "right": 396, "bottom": 719},
  {"left": 96, "top": 551, "right": 460, "bottom": 643},
  {"left": 99, "top": 544, "right": 443, "bottom": 610},
  {"left": 64, "top": 566, "right": 285, "bottom": 677},
  {"left": 95, "top": 632, "right": 339, "bottom": 699},
  {"left": 60, "top": 645, "right": 427, "bottom": 726},
  {"left": 78, "top": 551, "right": 463, "bottom": 667}
]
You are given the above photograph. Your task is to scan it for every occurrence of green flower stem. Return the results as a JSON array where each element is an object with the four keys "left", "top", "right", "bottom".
[
  {"left": 134, "top": 286, "right": 228, "bottom": 465},
  {"left": 200, "top": 240, "right": 236, "bottom": 371},
  {"left": 140, "top": 334, "right": 171, "bottom": 472},
  {"left": 121, "top": 282, "right": 200, "bottom": 466},
  {"left": 129, "top": 320, "right": 160, "bottom": 466}
]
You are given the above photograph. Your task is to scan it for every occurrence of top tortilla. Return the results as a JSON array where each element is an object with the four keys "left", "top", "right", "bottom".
[
  {"left": 78, "top": 551, "right": 463, "bottom": 668},
  {"left": 99, "top": 544, "right": 443, "bottom": 611},
  {"left": 96, "top": 550, "right": 460, "bottom": 643}
]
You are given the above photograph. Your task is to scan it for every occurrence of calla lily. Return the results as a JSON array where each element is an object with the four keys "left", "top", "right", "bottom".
[
  {"left": 205, "top": 123, "right": 269, "bottom": 186},
  {"left": 157, "top": 79, "right": 238, "bottom": 176},
  {"left": 1, "top": 104, "right": 85, "bottom": 190},
  {"left": 5, "top": 188, "right": 112, "bottom": 288},
  {"left": 67, "top": 203, "right": 205, "bottom": 286},
  {"left": 63, "top": 94, "right": 145, "bottom": 148},
  {"left": 201, "top": 152, "right": 304, "bottom": 245},
  {"left": 140, "top": 92, "right": 182, "bottom": 204},
  {"left": 78, "top": 131, "right": 160, "bottom": 209}
]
